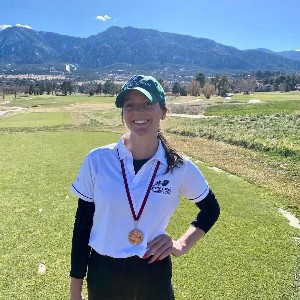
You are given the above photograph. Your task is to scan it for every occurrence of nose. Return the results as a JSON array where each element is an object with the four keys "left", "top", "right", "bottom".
[{"left": 133, "top": 104, "right": 147, "bottom": 112}]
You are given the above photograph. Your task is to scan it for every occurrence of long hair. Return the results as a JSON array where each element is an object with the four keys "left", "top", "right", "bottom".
[
  {"left": 157, "top": 128, "right": 184, "bottom": 173},
  {"left": 158, "top": 103, "right": 184, "bottom": 173}
]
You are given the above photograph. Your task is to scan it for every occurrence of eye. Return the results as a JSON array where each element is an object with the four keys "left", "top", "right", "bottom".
[
  {"left": 144, "top": 102, "right": 153, "bottom": 108},
  {"left": 124, "top": 103, "right": 134, "bottom": 111}
]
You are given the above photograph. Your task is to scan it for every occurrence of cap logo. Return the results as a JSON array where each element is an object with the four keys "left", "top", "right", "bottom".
[{"left": 122, "top": 75, "right": 152, "bottom": 90}]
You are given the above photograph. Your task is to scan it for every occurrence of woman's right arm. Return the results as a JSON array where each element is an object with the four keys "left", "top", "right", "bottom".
[
  {"left": 70, "top": 199, "right": 95, "bottom": 299},
  {"left": 70, "top": 277, "right": 84, "bottom": 300}
]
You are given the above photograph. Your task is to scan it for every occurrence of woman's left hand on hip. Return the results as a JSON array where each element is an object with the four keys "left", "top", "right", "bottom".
[{"left": 143, "top": 234, "right": 184, "bottom": 263}]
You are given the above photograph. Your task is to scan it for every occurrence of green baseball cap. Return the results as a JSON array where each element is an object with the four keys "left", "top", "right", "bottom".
[{"left": 115, "top": 75, "right": 166, "bottom": 108}]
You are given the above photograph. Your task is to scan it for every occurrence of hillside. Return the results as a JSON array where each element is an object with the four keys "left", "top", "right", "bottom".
[{"left": 0, "top": 26, "right": 300, "bottom": 73}]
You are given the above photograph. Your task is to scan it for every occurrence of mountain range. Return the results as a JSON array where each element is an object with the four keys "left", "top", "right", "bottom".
[{"left": 0, "top": 26, "right": 300, "bottom": 74}]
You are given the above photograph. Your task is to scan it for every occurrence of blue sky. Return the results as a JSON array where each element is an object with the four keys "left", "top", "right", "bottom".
[{"left": 0, "top": 0, "right": 299, "bottom": 52}]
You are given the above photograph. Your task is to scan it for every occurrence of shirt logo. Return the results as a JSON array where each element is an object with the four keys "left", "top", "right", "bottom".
[{"left": 151, "top": 180, "right": 171, "bottom": 195}]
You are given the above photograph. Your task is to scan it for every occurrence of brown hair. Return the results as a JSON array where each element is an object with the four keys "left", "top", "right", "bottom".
[
  {"left": 158, "top": 103, "right": 184, "bottom": 173},
  {"left": 157, "top": 128, "right": 184, "bottom": 174}
]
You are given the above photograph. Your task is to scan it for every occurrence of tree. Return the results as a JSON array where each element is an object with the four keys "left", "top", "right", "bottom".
[
  {"left": 102, "top": 80, "right": 117, "bottom": 96},
  {"left": 179, "top": 86, "right": 187, "bottom": 96},
  {"left": 195, "top": 73, "right": 206, "bottom": 88},
  {"left": 274, "top": 75, "right": 286, "bottom": 91},
  {"left": 45, "top": 82, "right": 52, "bottom": 95},
  {"left": 213, "top": 75, "right": 230, "bottom": 97},
  {"left": 202, "top": 82, "right": 216, "bottom": 99},
  {"left": 187, "top": 80, "right": 201, "bottom": 96},
  {"left": 28, "top": 84, "right": 35, "bottom": 95},
  {"left": 9, "top": 84, "right": 22, "bottom": 98},
  {"left": 96, "top": 83, "right": 102, "bottom": 95},
  {"left": 279, "top": 83, "right": 286, "bottom": 92},
  {"left": 36, "top": 82, "right": 45, "bottom": 95},
  {"left": 61, "top": 81, "right": 74, "bottom": 96},
  {"left": 51, "top": 82, "right": 57, "bottom": 95},
  {"left": 234, "top": 76, "right": 257, "bottom": 94},
  {"left": 88, "top": 90, "right": 95, "bottom": 96},
  {"left": 284, "top": 75, "right": 297, "bottom": 92},
  {"left": 61, "top": 81, "right": 69, "bottom": 96},
  {"left": 172, "top": 82, "right": 181, "bottom": 94},
  {"left": 67, "top": 81, "right": 74, "bottom": 95}
]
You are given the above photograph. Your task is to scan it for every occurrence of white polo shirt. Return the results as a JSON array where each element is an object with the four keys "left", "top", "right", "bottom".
[{"left": 71, "top": 134, "right": 209, "bottom": 258}]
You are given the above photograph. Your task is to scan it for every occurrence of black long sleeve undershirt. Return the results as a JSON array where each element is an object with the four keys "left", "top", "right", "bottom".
[
  {"left": 191, "top": 189, "right": 220, "bottom": 233},
  {"left": 70, "top": 199, "right": 95, "bottom": 279}
]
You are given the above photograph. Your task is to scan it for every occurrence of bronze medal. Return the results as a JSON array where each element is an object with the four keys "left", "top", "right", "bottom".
[
  {"left": 128, "top": 228, "right": 144, "bottom": 245},
  {"left": 119, "top": 155, "right": 160, "bottom": 245}
]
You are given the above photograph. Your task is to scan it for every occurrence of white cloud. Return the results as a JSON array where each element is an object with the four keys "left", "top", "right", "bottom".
[
  {"left": 16, "top": 24, "right": 32, "bottom": 29},
  {"left": 95, "top": 15, "right": 112, "bottom": 22},
  {"left": 0, "top": 24, "right": 33, "bottom": 31},
  {"left": 0, "top": 24, "right": 12, "bottom": 31}
]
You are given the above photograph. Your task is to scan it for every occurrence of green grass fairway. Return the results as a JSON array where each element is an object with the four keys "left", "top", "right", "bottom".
[
  {"left": 0, "top": 131, "right": 119, "bottom": 299},
  {"left": 0, "top": 112, "right": 72, "bottom": 128},
  {"left": 232, "top": 92, "right": 300, "bottom": 102},
  {"left": 6, "top": 94, "right": 113, "bottom": 108},
  {"left": 205, "top": 100, "right": 300, "bottom": 116},
  {"left": 0, "top": 130, "right": 299, "bottom": 299}
]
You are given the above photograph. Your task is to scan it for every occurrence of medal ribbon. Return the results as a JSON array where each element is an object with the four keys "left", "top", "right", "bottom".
[{"left": 120, "top": 159, "right": 160, "bottom": 221}]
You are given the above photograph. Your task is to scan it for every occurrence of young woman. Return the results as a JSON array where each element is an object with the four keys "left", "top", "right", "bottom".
[{"left": 70, "top": 75, "right": 220, "bottom": 300}]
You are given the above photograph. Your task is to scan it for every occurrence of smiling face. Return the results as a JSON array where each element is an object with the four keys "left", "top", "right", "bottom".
[{"left": 122, "top": 90, "right": 166, "bottom": 138}]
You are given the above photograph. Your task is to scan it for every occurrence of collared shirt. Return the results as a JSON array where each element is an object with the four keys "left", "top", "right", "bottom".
[{"left": 71, "top": 134, "right": 209, "bottom": 258}]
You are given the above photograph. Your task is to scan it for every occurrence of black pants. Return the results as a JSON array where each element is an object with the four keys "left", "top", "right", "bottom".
[{"left": 87, "top": 249, "right": 175, "bottom": 300}]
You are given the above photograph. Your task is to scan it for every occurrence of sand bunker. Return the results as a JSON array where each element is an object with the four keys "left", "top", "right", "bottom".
[
  {"left": 248, "top": 99, "right": 262, "bottom": 104},
  {"left": 169, "top": 113, "right": 214, "bottom": 119}
]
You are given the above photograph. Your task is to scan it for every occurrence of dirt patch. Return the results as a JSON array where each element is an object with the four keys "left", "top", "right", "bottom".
[
  {"left": 173, "top": 99, "right": 203, "bottom": 105},
  {"left": 0, "top": 106, "right": 28, "bottom": 117},
  {"left": 279, "top": 208, "right": 300, "bottom": 229},
  {"left": 169, "top": 113, "right": 214, "bottom": 119},
  {"left": 30, "top": 102, "right": 115, "bottom": 113},
  {"left": 68, "top": 102, "right": 115, "bottom": 111},
  {"left": 207, "top": 166, "right": 224, "bottom": 173},
  {"left": 71, "top": 112, "right": 86, "bottom": 125}
]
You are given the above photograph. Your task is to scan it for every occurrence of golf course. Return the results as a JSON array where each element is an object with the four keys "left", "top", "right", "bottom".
[{"left": 0, "top": 92, "right": 299, "bottom": 299}]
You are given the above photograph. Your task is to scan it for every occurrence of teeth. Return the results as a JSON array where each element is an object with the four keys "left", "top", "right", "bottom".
[{"left": 134, "top": 120, "right": 147, "bottom": 124}]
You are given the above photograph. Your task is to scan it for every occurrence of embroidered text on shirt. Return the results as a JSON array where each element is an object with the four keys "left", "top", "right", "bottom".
[{"left": 151, "top": 180, "right": 171, "bottom": 195}]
